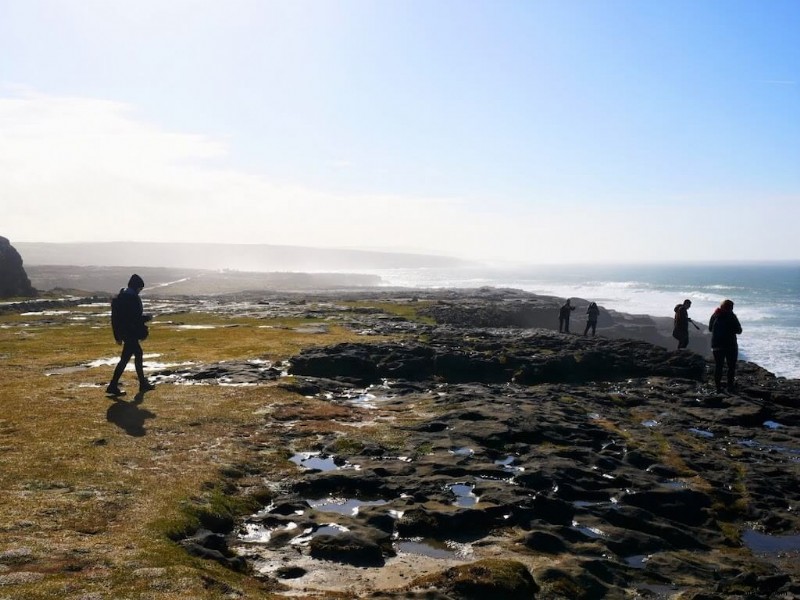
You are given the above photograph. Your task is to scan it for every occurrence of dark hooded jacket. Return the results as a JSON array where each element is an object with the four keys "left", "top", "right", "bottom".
[
  {"left": 709, "top": 308, "right": 742, "bottom": 349},
  {"left": 113, "top": 287, "right": 147, "bottom": 342},
  {"left": 673, "top": 304, "right": 690, "bottom": 336}
]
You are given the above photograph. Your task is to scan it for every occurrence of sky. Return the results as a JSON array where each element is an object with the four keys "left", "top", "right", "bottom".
[{"left": 1, "top": 0, "right": 798, "bottom": 264}]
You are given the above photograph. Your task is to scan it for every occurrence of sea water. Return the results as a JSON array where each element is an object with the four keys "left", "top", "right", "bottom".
[{"left": 369, "top": 262, "right": 800, "bottom": 380}]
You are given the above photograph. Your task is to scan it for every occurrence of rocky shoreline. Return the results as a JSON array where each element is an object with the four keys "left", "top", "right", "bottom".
[{"left": 143, "top": 288, "right": 799, "bottom": 599}]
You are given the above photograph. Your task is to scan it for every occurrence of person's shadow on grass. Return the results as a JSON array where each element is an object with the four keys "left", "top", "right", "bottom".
[{"left": 106, "top": 392, "right": 155, "bottom": 437}]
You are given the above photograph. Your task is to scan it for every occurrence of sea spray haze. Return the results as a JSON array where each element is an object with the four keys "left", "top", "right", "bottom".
[{"left": 371, "top": 262, "right": 800, "bottom": 379}]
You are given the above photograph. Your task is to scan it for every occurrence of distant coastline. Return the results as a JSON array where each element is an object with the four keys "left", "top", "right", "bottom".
[
  {"left": 24, "top": 264, "right": 384, "bottom": 295},
  {"left": 16, "top": 241, "right": 471, "bottom": 272}
]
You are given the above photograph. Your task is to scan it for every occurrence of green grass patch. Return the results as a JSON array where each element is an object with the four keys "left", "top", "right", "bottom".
[
  {"left": 340, "top": 299, "right": 435, "bottom": 324},
  {"left": 0, "top": 305, "right": 389, "bottom": 599}
]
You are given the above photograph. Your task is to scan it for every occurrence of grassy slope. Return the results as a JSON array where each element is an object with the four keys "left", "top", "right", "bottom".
[{"left": 0, "top": 303, "right": 389, "bottom": 599}]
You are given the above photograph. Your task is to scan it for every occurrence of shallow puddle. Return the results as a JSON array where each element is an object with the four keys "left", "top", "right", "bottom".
[
  {"left": 449, "top": 483, "right": 479, "bottom": 507},
  {"left": 311, "top": 524, "right": 349, "bottom": 537},
  {"left": 573, "top": 500, "right": 604, "bottom": 508},
  {"left": 661, "top": 479, "right": 688, "bottom": 490},
  {"left": 494, "top": 456, "right": 525, "bottom": 473},
  {"left": 742, "top": 530, "right": 800, "bottom": 554},
  {"left": 290, "top": 452, "right": 340, "bottom": 472},
  {"left": 288, "top": 524, "right": 350, "bottom": 546},
  {"left": 572, "top": 521, "right": 606, "bottom": 539},
  {"left": 306, "top": 497, "right": 388, "bottom": 516},
  {"left": 450, "top": 447, "right": 474, "bottom": 457},
  {"left": 239, "top": 521, "right": 299, "bottom": 543},
  {"left": 625, "top": 554, "right": 650, "bottom": 569},
  {"left": 763, "top": 421, "right": 783, "bottom": 430},
  {"left": 335, "top": 382, "right": 395, "bottom": 409},
  {"left": 395, "top": 537, "right": 471, "bottom": 559},
  {"left": 688, "top": 428, "right": 714, "bottom": 438},
  {"left": 738, "top": 439, "right": 800, "bottom": 459},
  {"left": 46, "top": 354, "right": 172, "bottom": 376}
]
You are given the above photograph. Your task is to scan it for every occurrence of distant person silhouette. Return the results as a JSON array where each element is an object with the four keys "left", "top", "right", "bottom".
[
  {"left": 584, "top": 302, "right": 600, "bottom": 336},
  {"left": 558, "top": 299, "right": 576, "bottom": 333},
  {"left": 672, "top": 299, "right": 696, "bottom": 349},
  {"left": 709, "top": 299, "right": 742, "bottom": 393},
  {"left": 106, "top": 274, "right": 155, "bottom": 396}
]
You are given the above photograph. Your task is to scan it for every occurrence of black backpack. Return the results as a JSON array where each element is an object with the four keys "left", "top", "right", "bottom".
[
  {"left": 111, "top": 290, "right": 149, "bottom": 342},
  {"left": 110, "top": 289, "right": 128, "bottom": 342}
]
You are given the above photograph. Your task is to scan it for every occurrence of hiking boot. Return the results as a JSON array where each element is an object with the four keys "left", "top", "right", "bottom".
[
  {"left": 139, "top": 381, "right": 156, "bottom": 393},
  {"left": 106, "top": 384, "right": 125, "bottom": 396}
]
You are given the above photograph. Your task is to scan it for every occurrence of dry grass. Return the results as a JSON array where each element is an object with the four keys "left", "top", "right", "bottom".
[
  {"left": 0, "top": 303, "right": 379, "bottom": 599},
  {"left": 339, "top": 299, "right": 436, "bottom": 324}
]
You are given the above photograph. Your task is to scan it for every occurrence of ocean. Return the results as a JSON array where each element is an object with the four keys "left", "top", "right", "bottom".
[{"left": 369, "top": 262, "right": 800, "bottom": 380}]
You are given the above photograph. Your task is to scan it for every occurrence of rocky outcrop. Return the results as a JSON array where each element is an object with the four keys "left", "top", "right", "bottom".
[
  {"left": 289, "top": 328, "right": 708, "bottom": 385},
  {"left": 237, "top": 315, "right": 798, "bottom": 598},
  {"left": 418, "top": 288, "right": 712, "bottom": 356},
  {"left": 0, "top": 237, "right": 36, "bottom": 298},
  {"left": 120, "top": 288, "right": 791, "bottom": 598}
]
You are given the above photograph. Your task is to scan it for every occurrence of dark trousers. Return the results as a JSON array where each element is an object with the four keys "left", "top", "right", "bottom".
[
  {"left": 676, "top": 333, "right": 689, "bottom": 349},
  {"left": 713, "top": 345, "right": 738, "bottom": 389},
  {"left": 583, "top": 321, "right": 597, "bottom": 336},
  {"left": 110, "top": 338, "right": 145, "bottom": 385},
  {"left": 559, "top": 317, "right": 570, "bottom": 333}
]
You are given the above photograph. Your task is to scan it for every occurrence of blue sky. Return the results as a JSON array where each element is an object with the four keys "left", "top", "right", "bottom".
[{"left": 1, "top": 0, "right": 798, "bottom": 263}]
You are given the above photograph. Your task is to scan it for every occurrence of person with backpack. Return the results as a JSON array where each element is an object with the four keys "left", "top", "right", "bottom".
[
  {"left": 558, "top": 299, "right": 576, "bottom": 333},
  {"left": 106, "top": 274, "right": 154, "bottom": 396},
  {"left": 584, "top": 302, "right": 600, "bottom": 336},
  {"left": 672, "top": 299, "right": 697, "bottom": 349},
  {"left": 709, "top": 299, "right": 742, "bottom": 393}
]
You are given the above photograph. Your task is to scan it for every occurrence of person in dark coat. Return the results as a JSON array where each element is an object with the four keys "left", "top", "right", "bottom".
[
  {"left": 558, "top": 299, "right": 576, "bottom": 333},
  {"left": 709, "top": 299, "right": 742, "bottom": 393},
  {"left": 584, "top": 302, "right": 600, "bottom": 336},
  {"left": 106, "top": 274, "right": 154, "bottom": 396},
  {"left": 672, "top": 299, "right": 694, "bottom": 349}
]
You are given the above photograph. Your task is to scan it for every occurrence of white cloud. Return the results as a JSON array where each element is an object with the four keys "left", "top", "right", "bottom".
[
  {"left": 2, "top": 90, "right": 797, "bottom": 264},
  {"left": 0, "top": 90, "right": 482, "bottom": 255}
]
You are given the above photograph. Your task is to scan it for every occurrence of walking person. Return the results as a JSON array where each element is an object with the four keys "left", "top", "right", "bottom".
[
  {"left": 106, "top": 274, "right": 155, "bottom": 396},
  {"left": 558, "top": 299, "right": 576, "bottom": 333},
  {"left": 672, "top": 299, "right": 696, "bottom": 349},
  {"left": 584, "top": 302, "right": 600, "bottom": 336},
  {"left": 709, "top": 299, "right": 742, "bottom": 393}
]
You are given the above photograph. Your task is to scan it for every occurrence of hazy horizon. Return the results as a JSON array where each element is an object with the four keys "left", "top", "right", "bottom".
[
  {"left": 2, "top": 1, "right": 798, "bottom": 263},
  {"left": 15, "top": 240, "right": 800, "bottom": 272}
]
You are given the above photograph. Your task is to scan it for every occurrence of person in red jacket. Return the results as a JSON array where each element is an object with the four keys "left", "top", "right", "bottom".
[{"left": 709, "top": 299, "right": 742, "bottom": 393}]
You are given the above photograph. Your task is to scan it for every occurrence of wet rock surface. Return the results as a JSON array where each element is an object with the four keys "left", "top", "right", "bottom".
[
  {"left": 15, "top": 286, "right": 791, "bottom": 597},
  {"left": 221, "top": 290, "right": 799, "bottom": 598}
]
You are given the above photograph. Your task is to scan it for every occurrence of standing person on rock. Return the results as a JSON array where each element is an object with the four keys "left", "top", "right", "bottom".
[
  {"left": 584, "top": 302, "right": 600, "bottom": 336},
  {"left": 106, "top": 274, "right": 155, "bottom": 396},
  {"left": 709, "top": 299, "right": 742, "bottom": 393},
  {"left": 558, "top": 299, "right": 576, "bottom": 333},
  {"left": 672, "top": 299, "right": 697, "bottom": 349}
]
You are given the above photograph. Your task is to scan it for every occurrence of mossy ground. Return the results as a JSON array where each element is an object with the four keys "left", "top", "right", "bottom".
[
  {"left": 0, "top": 303, "right": 379, "bottom": 599},
  {"left": 1, "top": 296, "right": 784, "bottom": 598}
]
